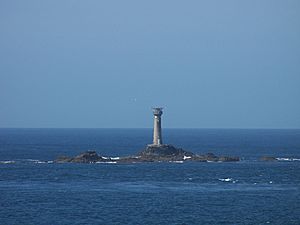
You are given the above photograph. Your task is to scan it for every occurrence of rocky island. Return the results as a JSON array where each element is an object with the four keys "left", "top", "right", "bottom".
[
  {"left": 55, "top": 108, "right": 239, "bottom": 164},
  {"left": 55, "top": 144, "right": 240, "bottom": 163}
]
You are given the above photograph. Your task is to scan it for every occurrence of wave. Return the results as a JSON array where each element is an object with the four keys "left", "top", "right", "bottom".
[
  {"left": 219, "top": 178, "right": 233, "bottom": 182},
  {"left": 17, "top": 159, "right": 53, "bottom": 164},
  {"left": 25, "top": 159, "right": 40, "bottom": 162},
  {"left": 169, "top": 161, "right": 184, "bottom": 163},
  {"left": 0, "top": 160, "right": 15, "bottom": 164},
  {"left": 276, "top": 158, "right": 300, "bottom": 162},
  {"left": 183, "top": 155, "right": 192, "bottom": 160},
  {"left": 95, "top": 161, "right": 117, "bottom": 164},
  {"left": 218, "top": 178, "right": 238, "bottom": 183},
  {"left": 25, "top": 159, "right": 51, "bottom": 164},
  {"left": 101, "top": 156, "right": 120, "bottom": 160},
  {"left": 110, "top": 157, "right": 120, "bottom": 160}
]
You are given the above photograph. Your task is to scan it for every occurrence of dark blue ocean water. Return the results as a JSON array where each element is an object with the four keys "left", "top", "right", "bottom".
[{"left": 0, "top": 129, "right": 300, "bottom": 225}]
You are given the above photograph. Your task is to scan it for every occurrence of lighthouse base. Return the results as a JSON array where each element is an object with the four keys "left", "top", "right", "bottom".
[{"left": 140, "top": 144, "right": 194, "bottom": 157}]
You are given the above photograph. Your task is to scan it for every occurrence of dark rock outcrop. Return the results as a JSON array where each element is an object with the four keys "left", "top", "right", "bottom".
[
  {"left": 56, "top": 151, "right": 106, "bottom": 163},
  {"left": 55, "top": 155, "right": 73, "bottom": 163},
  {"left": 260, "top": 156, "right": 278, "bottom": 161},
  {"left": 137, "top": 144, "right": 194, "bottom": 161},
  {"left": 72, "top": 151, "right": 103, "bottom": 163},
  {"left": 218, "top": 156, "right": 240, "bottom": 162}
]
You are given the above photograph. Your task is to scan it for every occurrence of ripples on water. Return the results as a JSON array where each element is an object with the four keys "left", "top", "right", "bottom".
[{"left": 0, "top": 129, "right": 300, "bottom": 224}]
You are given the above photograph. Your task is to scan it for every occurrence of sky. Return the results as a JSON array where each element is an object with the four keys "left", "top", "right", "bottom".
[{"left": 0, "top": 0, "right": 300, "bottom": 128}]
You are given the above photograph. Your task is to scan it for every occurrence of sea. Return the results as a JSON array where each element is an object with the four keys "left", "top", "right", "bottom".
[{"left": 0, "top": 128, "right": 300, "bottom": 225}]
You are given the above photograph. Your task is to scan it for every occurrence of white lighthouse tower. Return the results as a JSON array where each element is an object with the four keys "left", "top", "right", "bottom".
[{"left": 152, "top": 107, "right": 163, "bottom": 146}]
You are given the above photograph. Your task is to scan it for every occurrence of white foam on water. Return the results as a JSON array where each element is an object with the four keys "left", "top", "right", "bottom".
[
  {"left": 269, "top": 181, "right": 273, "bottom": 184},
  {"left": 26, "top": 159, "right": 40, "bottom": 162},
  {"left": 170, "top": 161, "right": 184, "bottom": 163},
  {"left": 47, "top": 161, "right": 53, "bottom": 163},
  {"left": 276, "top": 157, "right": 300, "bottom": 162},
  {"left": 276, "top": 158, "right": 292, "bottom": 161},
  {"left": 0, "top": 160, "right": 15, "bottom": 164},
  {"left": 110, "top": 157, "right": 120, "bottom": 160},
  {"left": 183, "top": 155, "right": 191, "bottom": 160},
  {"left": 95, "top": 161, "right": 117, "bottom": 164},
  {"left": 219, "top": 178, "right": 233, "bottom": 182},
  {"left": 101, "top": 156, "right": 109, "bottom": 160}
]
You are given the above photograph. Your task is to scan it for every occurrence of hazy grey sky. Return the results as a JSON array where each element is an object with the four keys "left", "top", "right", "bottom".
[{"left": 1, "top": 0, "right": 300, "bottom": 128}]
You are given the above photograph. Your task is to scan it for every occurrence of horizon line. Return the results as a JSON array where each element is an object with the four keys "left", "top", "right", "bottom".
[{"left": 0, "top": 127, "right": 299, "bottom": 130}]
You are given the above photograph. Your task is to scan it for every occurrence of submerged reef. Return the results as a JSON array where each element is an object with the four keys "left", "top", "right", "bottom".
[{"left": 55, "top": 145, "right": 240, "bottom": 163}]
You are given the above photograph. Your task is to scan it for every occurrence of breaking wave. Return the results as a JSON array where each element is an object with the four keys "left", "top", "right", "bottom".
[
  {"left": 0, "top": 160, "right": 15, "bottom": 164},
  {"left": 218, "top": 178, "right": 238, "bottom": 183},
  {"left": 276, "top": 158, "right": 300, "bottom": 162}
]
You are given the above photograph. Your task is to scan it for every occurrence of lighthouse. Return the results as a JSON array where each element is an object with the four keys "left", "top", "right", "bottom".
[{"left": 152, "top": 107, "right": 163, "bottom": 146}]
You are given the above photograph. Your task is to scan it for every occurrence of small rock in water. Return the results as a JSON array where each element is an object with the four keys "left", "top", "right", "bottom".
[{"left": 260, "top": 156, "right": 277, "bottom": 162}]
